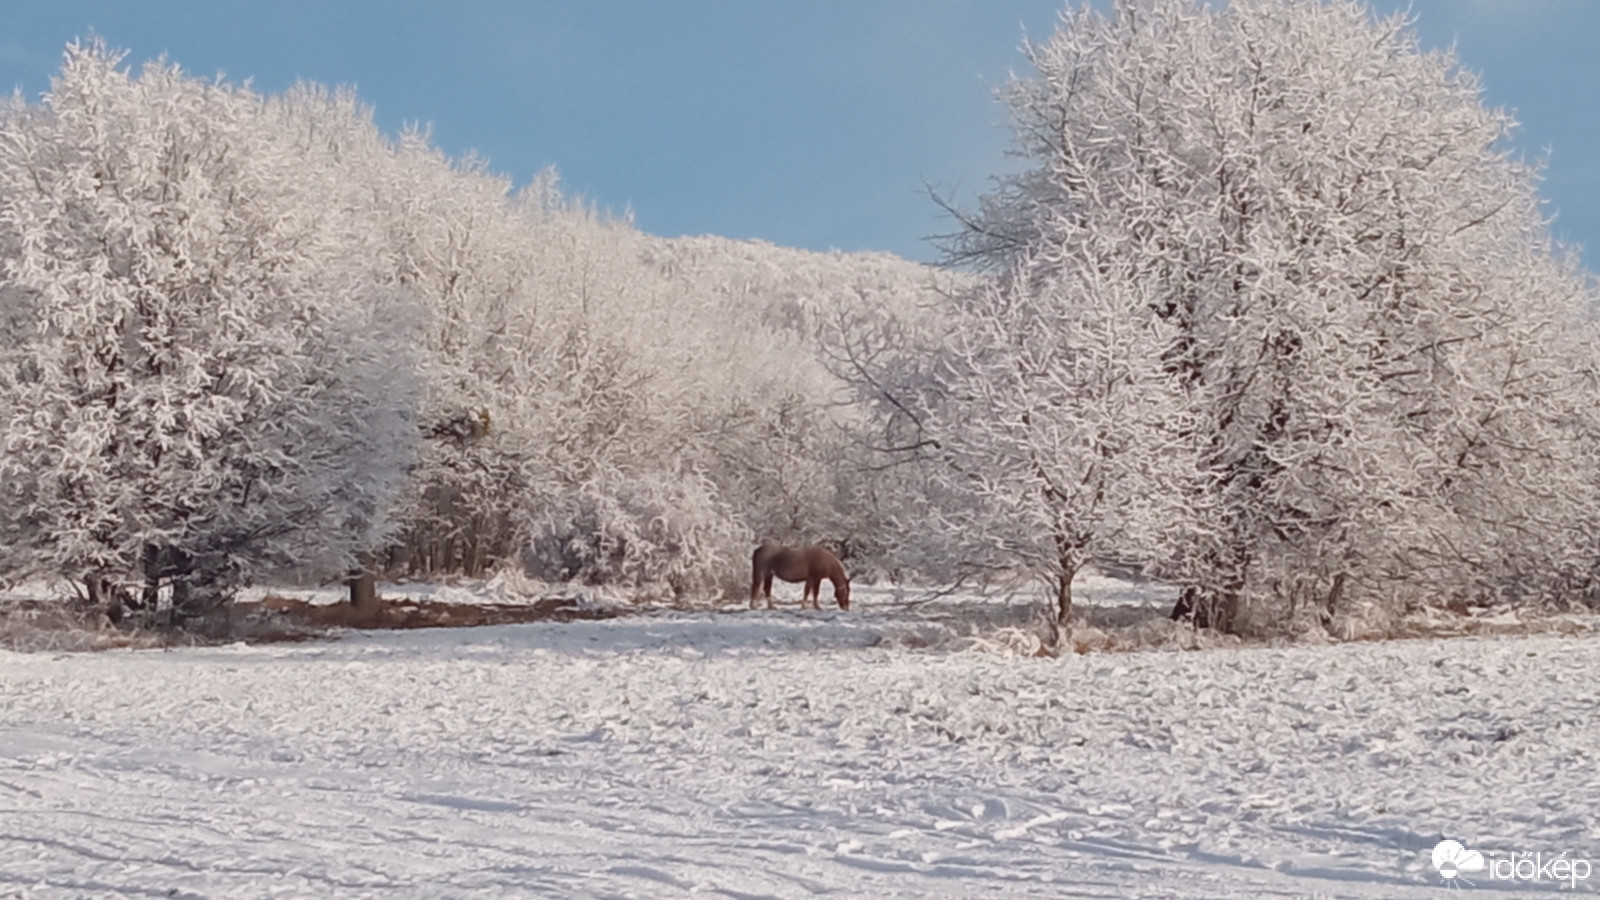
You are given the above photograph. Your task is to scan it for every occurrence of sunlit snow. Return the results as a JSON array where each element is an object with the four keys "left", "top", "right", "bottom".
[{"left": 2, "top": 585, "right": 1594, "bottom": 898}]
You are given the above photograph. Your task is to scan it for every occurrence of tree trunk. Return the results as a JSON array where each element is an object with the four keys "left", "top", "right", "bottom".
[
  {"left": 1320, "top": 572, "right": 1347, "bottom": 634},
  {"left": 87, "top": 574, "right": 122, "bottom": 625},
  {"left": 170, "top": 572, "right": 193, "bottom": 624},
  {"left": 348, "top": 552, "right": 378, "bottom": 615},
  {"left": 1171, "top": 583, "right": 1241, "bottom": 633},
  {"left": 141, "top": 543, "right": 163, "bottom": 613},
  {"left": 1054, "top": 534, "right": 1079, "bottom": 625},
  {"left": 139, "top": 544, "right": 195, "bottom": 629},
  {"left": 1055, "top": 568, "right": 1074, "bottom": 625}
]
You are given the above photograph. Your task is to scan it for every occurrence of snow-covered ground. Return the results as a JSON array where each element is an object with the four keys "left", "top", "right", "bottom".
[{"left": 1, "top": 585, "right": 1596, "bottom": 898}]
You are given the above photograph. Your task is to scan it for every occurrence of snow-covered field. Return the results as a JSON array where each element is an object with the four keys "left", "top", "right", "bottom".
[{"left": 1, "top": 585, "right": 1597, "bottom": 898}]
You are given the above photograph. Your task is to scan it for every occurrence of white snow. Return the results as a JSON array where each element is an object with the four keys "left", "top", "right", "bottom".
[{"left": 1, "top": 586, "right": 1596, "bottom": 898}]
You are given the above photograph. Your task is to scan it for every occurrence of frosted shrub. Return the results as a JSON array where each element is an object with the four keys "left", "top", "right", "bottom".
[{"left": 524, "top": 469, "right": 751, "bottom": 601}]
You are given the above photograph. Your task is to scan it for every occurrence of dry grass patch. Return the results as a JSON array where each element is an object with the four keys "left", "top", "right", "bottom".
[
  {"left": 0, "top": 591, "right": 625, "bottom": 652},
  {"left": 0, "top": 600, "right": 189, "bottom": 652},
  {"left": 228, "top": 593, "right": 621, "bottom": 641}
]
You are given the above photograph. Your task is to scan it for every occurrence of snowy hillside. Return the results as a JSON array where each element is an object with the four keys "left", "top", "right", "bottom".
[{"left": 1, "top": 592, "right": 1595, "bottom": 897}]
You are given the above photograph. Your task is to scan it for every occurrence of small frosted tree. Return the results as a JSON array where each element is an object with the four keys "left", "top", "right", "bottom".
[
  {"left": 0, "top": 44, "right": 419, "bottom": 622},
  {"left": 902, "top": 239, "right": 1191, "bottom": 625}
]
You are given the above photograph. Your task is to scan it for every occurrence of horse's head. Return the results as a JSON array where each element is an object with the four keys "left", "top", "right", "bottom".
[{"left": 836, "top": 579, "right": 851, "bottom": 611}]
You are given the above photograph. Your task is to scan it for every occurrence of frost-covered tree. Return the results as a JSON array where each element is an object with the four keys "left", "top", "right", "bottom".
[
  {"left": 942, "top": 0, "right": 1600, "bottom": 633},
  {"left": 362, "top": 126, "right": 543, "bottom": 578},
  {"left": 289, "top": 125, "right": 952, "bottom": 598},
  {"left": 824, "top": 219, "right": 1195, "bottom": 625},
  {"left": 656, "top": 238, "right": 951, "bottom": 560},
  {"left": 932, "top": 247, "right": 1192, "bottom": 624},
  {"left": 0, "top": 44, "right": 419, "bottom": 621}
]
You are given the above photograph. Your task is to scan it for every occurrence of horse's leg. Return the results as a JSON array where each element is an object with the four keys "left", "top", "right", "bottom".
[
  {"left": 805, "top": 576, "right": 820, "bottom": 610},
  {"left": 750, "top": 563, "right": 763, "bottom": 609},
  {"left": 763, "top": 572, "right": 775, "bottom": 609}
]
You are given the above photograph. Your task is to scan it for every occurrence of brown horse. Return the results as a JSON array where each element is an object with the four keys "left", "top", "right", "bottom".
[{"left": 750, "top": 544, "right": 851, "bottom": 611}]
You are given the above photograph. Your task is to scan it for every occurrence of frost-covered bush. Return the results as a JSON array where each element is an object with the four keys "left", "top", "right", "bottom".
[
  {"left": 523, "top": 468, "right": 750, "bottom": 600},
  {"left": 638, "top": 236, "right": 958, "bottom": 571}
]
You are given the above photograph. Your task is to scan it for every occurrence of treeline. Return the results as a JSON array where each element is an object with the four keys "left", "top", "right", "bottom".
[
  {"left": 6, "top": 0, "right": 1600, "bottom": 642},
  {"left": 0, "top": 42, "right": 952, "bottom": 625}
]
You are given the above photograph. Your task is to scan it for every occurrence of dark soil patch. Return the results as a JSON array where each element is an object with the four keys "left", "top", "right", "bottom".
[{"left": 228, "top": 594, "right": 622, "bottom": 642}]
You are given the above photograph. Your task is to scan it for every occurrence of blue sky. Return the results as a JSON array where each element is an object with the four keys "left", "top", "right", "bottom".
[{"left": 2, "top": 2, "right": 1596, "bottom": 267}]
